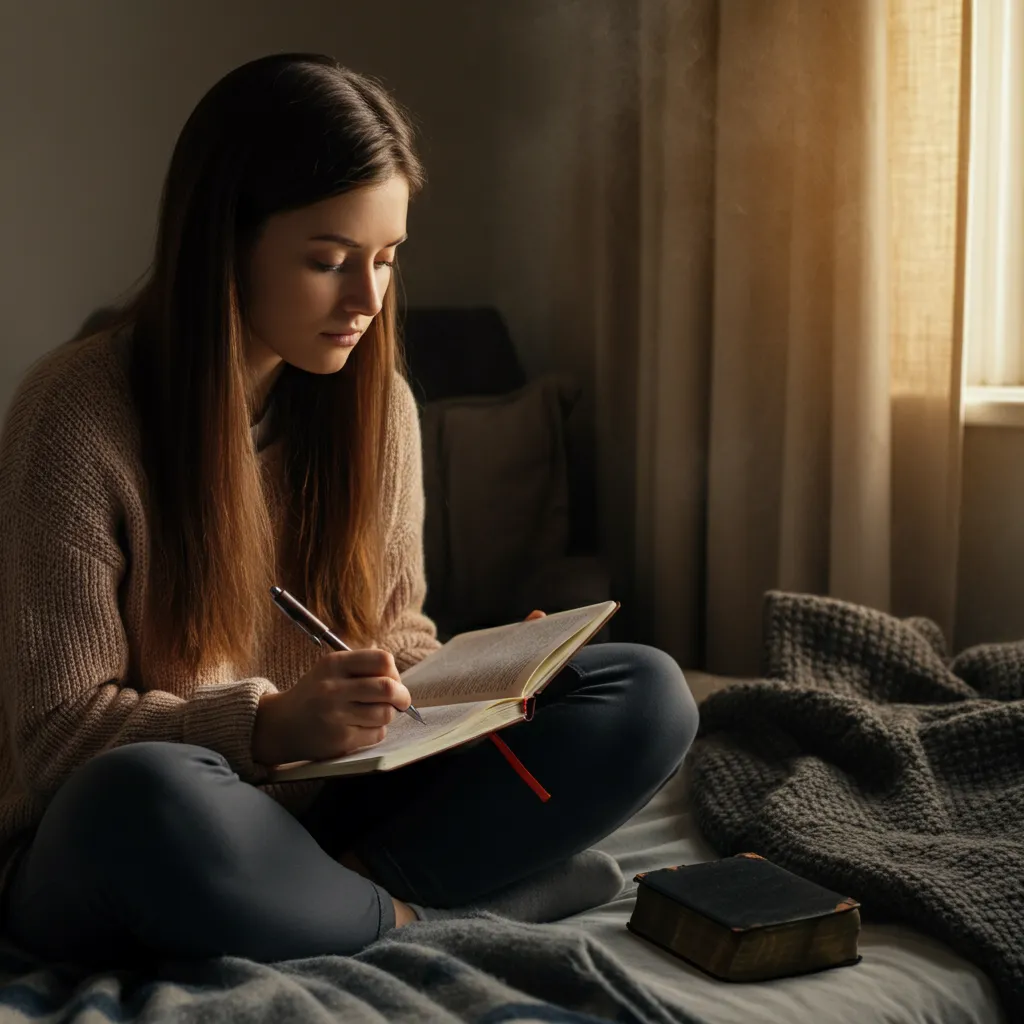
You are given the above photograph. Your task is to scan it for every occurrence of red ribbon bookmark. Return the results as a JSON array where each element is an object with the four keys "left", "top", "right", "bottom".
[{"left": 488, "top": 732, "right": 550, "bottom": 802}]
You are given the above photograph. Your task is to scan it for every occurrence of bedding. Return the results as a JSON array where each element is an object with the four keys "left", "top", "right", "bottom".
[
  {"left": 0, "top": 593, "right": 1010, "bottom": 1023},
  {"left": 687, "top": 590, "right": 1024, "bottom": 1020},
  {"left": 0, "top": 757, "right": 1002, "bottom": 1024},
  {"left": 0, "top": 913, "right": 714, "bottom": 1024},
  {"left": 574, "top": 761, "right": 1005, "bottom": 1024}
]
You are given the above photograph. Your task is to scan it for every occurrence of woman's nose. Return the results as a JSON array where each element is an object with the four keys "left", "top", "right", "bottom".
[{"left": 338, "top": 265, "right": 384, "bottom": 318}]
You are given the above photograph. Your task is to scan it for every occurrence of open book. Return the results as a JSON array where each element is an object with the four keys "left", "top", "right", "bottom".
[{"left": 268, "top": 600, "right": 619, "bottom": 782}]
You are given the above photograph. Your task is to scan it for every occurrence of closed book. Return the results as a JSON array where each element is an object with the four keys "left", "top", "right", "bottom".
[{"left": 628, "top": 853, "right": 861, "bottom": 982}]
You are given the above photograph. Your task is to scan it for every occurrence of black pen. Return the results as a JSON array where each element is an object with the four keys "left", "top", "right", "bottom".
[{"left": 270, "top": 586, "right": 426, "bottom": 725}]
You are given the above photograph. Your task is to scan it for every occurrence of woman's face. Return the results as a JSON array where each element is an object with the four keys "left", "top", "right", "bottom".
[{"left": 243, "top": 175, "right": 409, "bottom": 392}]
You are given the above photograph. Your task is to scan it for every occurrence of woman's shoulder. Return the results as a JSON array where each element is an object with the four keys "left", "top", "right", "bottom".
[
  {"left": 380, "top": 370, "right": 423, "bottom": 472},
  {"left": 386, "top": 370, "right": 419, "bottom": 439},
  {"left": 0, "top": 328, "right": 142, "bottom": 522},
  {"left": 376, "top": 372, "right": 424, "bottom": 522},
  {"left": 388, "top": 367, "right": 415, "bottom": 405},
  {"left": 3, "top": 327, "right": 137, "bottom": 450}
]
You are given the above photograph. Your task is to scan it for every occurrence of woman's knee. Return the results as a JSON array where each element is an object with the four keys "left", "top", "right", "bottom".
[
  {"left": 46, "top": 742, "right": 231, "bottom": 859},
  {"left": 10, "top": 743, "right": 246, "bottom": 964},
  {"left": 63, "top": 740, "right": 228, "bottom": 800},
  {"left": 612, "top": 643, "right": 700, "bottom": 774}
]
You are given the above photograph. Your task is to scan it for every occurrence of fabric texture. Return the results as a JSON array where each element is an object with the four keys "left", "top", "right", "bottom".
[
  {"left": 575, "top": 762, "right": 1002, "bottom": 1024},
  {"left": 0, "top": 328, "right": 440, "bottom": 898},
  {"left": 690, "top": 589, "right": 1024, "bottom": 1021},
  {"left": 584, "top": 1, "right": 969, "bottom": 675},
  {"left": 0, "top": 915, "right": 713, "bottom": 1024},
  {"left": 409, "top": 849, "right": 624, "bottom": 925},
  {"left": 702, "top": 0, "right": 969, "bottom": 674},
  {"left": 419, "top": 375, "right": 578, "bottom": 634}
]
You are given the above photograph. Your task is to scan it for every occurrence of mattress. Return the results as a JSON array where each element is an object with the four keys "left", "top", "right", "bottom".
[{"left": 566, "top": 717, "right": 1006, "bottom": 1023}]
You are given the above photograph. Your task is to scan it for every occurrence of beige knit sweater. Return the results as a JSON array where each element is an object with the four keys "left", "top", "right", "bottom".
[{"left": 0, "top": 327, "right": 440, "bottom": 893}]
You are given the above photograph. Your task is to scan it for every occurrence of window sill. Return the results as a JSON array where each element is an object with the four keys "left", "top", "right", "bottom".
[{"left": 964, "top": 387, "right": 1024, "bottom": 428}]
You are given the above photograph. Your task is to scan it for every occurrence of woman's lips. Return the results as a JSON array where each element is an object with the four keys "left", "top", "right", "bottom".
[{"left": 321, "top": 331, "right": 361, "bottom": 347}]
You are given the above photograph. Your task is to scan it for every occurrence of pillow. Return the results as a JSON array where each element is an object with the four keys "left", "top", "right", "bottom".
[{"left": 420, "top": 375, "right": 580, "bottom": 635}]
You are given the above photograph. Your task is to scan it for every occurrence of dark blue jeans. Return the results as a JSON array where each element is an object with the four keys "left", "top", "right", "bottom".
[{"left": 4, "top": 643, "right": 698, "bottom": 966}]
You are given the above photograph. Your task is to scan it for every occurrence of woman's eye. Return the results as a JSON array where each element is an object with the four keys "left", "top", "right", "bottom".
[{"left": 312, "top": 260, "right": 394, "bottom": 273}]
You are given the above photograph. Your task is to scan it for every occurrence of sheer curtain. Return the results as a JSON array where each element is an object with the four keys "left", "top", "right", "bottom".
[
  {"left": 592, "top": 0, "right": 971, "bottom": 675},
  {"left": 705, "top": 0, "right": 971, "bottom": 673}
]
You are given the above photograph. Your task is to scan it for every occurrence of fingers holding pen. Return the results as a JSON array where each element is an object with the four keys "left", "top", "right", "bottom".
[
  {"left": 344, "top": 701, "right": 397, "bottom": 727},
  {"left": 323, "top": 648, "right": 400, "bottom": 681},
  {"left": 253, "top": 649, "right": 414, "bottom": 765},
  {"left": 316, "top": 663, "right": 412, "bottom": 713}
]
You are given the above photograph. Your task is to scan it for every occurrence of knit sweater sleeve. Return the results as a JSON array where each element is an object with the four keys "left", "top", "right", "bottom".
[
  {"left": 375, "top": 375, "right": 441, "bottom": 672},
  {"left": 0, "top": 350, "right": 276, "bottom": 795}
]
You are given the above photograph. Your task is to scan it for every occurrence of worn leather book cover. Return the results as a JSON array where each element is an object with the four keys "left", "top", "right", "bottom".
[{"left": 628, "top": 853, "right": 862, "bottom": 982}]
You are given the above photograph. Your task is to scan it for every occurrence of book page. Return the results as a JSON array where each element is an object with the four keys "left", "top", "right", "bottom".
[
  {"left": 279, "top": 700, "right": 495, "bottom": 772},
  {"left": 402, "top": 603, "right": 612, "bottom": 705}
]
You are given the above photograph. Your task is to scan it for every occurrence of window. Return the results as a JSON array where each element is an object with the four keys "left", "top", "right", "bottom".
[{"left": 963, "top": 0, "right": 1024, "bottom": 390}]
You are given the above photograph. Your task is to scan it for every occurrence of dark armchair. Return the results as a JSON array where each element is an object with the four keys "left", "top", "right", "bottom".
[{"left": 401, "top": 307, "right": 610, "bottom": 640}]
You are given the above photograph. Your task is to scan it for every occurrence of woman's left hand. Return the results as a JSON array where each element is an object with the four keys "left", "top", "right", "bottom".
[{"left": 525, "top": 610, "right": 546, "bottom": 621}]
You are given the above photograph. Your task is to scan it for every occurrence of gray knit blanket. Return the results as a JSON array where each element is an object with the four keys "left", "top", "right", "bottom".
[
  {"left": 0, "top": 914, "right": 712, "bottom": 1024},
  {"left": 690, "top": 590, "right": 1024, "bottom": 1021}
]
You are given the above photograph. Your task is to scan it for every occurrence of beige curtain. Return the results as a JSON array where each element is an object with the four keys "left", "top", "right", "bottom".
[{"left": 593, "top": 0, "right": 971, "bottom": 676}]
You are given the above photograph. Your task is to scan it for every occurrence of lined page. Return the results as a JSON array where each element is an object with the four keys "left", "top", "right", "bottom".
[{"left": 402, "top": 603, "right": 611, "bottom": 705}]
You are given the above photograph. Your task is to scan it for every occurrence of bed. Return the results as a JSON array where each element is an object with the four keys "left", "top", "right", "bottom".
[
  {"left": 0, "top": 737, "right": 1000, "bottom": 1024},
  {"left": 571, "top": 672, "right": 1006, "bottom": 1024},
  {"left": 0, "top": 649, "right": 1013, "bottom": 1023}
]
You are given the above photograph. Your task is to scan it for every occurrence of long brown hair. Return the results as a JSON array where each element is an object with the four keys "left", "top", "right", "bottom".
[{"left": 114, "top": 54, "right": 424, "bottom": 676}]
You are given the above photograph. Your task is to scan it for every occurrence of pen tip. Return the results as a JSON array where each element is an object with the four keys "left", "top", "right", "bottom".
[
  {"left": 270, "top": 586, "right": 282, "bottom": 597},
  {"left": 409, "top": 706, "right": 426, "bottom": 725}
]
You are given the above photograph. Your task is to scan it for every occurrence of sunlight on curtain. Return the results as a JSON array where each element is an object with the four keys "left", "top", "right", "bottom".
[
  {"left": 593, "top": 0, "right": 971, "bottom": 673},
  {"left": 887, "top": 0, "right": 970, "bottom": 645},
  {"left": 703, "top": 0, "right": 971, "bottom": 673}
]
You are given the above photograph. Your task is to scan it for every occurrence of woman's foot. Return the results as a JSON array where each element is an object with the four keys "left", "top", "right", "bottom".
[
  {"left": 392, "top": 897, "right": 417, "bottom": 927},
  {"left": 409, "top": 850, "right": 624, "bottom": 924},
  {"left": 341, "top": 851, "right": 416, "bottom": 928}
]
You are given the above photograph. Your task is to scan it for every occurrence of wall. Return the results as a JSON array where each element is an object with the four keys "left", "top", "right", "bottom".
[
  {"left": 955, "top": 424, "right": 1024, "bottom": 650},
  {"left": 0, "top": 0, "right": 332, "bottom": 412},
  {"left": 0, "top": 0, "right": 610, "bottom": 415}
]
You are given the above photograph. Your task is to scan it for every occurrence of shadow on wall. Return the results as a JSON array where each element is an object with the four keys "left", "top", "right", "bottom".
[{"left": 955, "top": 424, "right": 1024, "bottom": 650}]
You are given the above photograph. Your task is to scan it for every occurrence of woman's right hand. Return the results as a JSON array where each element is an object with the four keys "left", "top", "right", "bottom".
[{"left": 252, "top": 649, "right": 411, "bottom": 766}]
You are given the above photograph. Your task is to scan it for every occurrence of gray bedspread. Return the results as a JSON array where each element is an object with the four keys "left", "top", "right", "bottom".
[
  {"left": 690, "top": 590, "right": 1024, "bottom": 1022},
  {"left": 0, "top": 913, "right": 713, "bottom": 1023}
]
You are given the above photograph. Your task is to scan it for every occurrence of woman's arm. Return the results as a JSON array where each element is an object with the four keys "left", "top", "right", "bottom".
[
  {"left": 374, "top": 376, "right": 442, "bottom": 672},
  {"left": 0, "top": 348, "right": 278, "bottom": 796},
  {"left": 0, "top": 526, "right": 277, "bottom": 795}
]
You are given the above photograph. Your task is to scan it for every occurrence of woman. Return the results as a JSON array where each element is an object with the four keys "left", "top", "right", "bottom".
[{"left": 0, "top": 53, "right": 698, "bottom": 965}]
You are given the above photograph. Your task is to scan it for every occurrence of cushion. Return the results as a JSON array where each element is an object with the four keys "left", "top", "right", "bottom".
[
  {"left": 420, "top": 375, "right": 580, "bottom": 635},
  {"left": 401, "top": 307, "right": 527, "bottom": 403}
]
